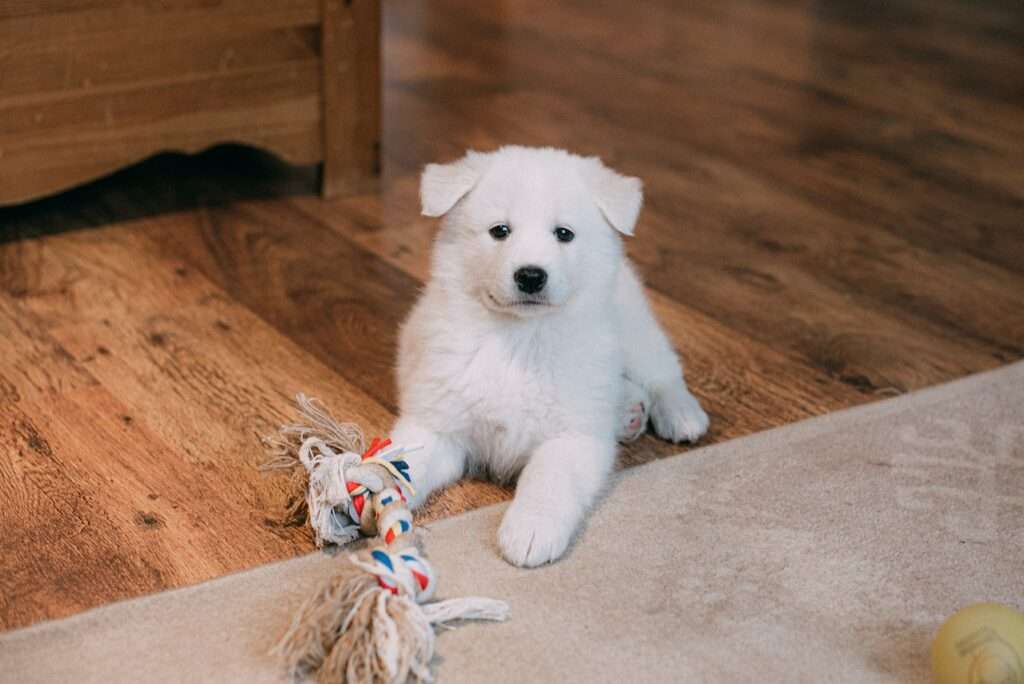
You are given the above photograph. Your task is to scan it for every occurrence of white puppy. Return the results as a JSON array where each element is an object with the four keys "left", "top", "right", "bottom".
[{"left": 393, "top": 146, "right": 708, "bottom": 567}]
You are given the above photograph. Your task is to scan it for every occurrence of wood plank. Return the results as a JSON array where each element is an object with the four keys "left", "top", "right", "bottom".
[
  {"left": 0, "top": 1, "right": 320, "bottom": 50},
  {"left": 0, "top": 61, "right": 321, "bottom": 141},
  {"left": 7, "top": 219, "right": 396, "bottom": 456},
  {"left": 0, "top": 222, "right": 397, "bottom": 629},
  {"left": 0, "top": 63, "right": 322, "bottom": 206},
  {"left": 0, "top": 26, "right": 319, "bottom": 102},
  {"left": 0, "top": 393, "right": 173, "bottom": 629},
  {"left": 137, "top": 202, "right": 421, "bottom": 413},
  {"left": 0, "top": 291, "right": 97, "bottom": 402},
  {"left": 0, "top": 293, "right": 225, "bottom": 628},
  {"left": 628, "top": 170, "right": 1018, "bottom": 392},
  {"left": 0, "top": 0, "right": 313, "bottom": 20},
  {"left": 0, "top": 0, "right": 117, "bottom": 18}
]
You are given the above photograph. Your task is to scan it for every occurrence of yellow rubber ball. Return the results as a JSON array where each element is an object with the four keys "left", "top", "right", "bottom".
[{"left": 931, "top": 603, "right": 1024, "bottom": 684}]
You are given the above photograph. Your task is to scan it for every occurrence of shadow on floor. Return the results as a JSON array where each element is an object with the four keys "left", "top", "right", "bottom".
[{"left": 0, "top": 145, "right": 321, "bottom": 245}]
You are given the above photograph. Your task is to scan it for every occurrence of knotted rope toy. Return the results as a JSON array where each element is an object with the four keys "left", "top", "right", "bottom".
[{"left": 263, "top": 395, "right": 509, "bottom": 683}]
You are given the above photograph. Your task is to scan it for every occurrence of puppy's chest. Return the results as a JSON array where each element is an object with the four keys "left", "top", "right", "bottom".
[
  {"left": 461, "top": 337, "right": 565, "bottom": 420},
  {"left": 455, "top": 331, "right": 613, "bottom": 454}
]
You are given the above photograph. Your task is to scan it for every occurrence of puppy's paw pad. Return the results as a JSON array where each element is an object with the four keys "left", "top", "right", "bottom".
[
  {"left": 498, "top": 507, "right": 571, "bottom": 568},
  {"left": 651, "top": 388, "right": 709, "bottom": 444},
  {"left": 618, "top": 401, "right": 648, "bottom": 443}
]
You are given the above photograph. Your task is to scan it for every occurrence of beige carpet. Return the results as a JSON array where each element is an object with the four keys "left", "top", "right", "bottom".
[{"left": 3, "top": 362, "right": 1022, "bottom": 682}]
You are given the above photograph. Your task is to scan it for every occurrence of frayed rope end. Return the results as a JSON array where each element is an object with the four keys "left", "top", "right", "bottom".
[
  {"left": 423, "top": 597, "right": 510, "bottom": 627},
  {"left": 273, "top": 552, "right": 509, "bottom": 684}
]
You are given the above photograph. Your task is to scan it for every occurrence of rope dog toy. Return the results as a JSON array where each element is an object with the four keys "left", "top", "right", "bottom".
[{"left": 263, "top": 395, "right": 509, "bottom": 683}]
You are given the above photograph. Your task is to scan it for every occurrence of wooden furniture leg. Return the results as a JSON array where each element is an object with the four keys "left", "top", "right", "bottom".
[{"left": 321, "top": 0, "right": 382, "bottom": 198}]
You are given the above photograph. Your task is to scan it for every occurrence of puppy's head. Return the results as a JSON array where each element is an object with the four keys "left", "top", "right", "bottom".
[{"left": 421, "top": 146, "right": 642, "bottom": 318}]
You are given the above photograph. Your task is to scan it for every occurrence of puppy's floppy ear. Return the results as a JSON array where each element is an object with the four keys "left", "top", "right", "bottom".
[
  {"left": 590, "top": 160, "right": 644, "bottom": 236},
  {"left": 420, "top": 151, "right": 485, "bottom": 217}
]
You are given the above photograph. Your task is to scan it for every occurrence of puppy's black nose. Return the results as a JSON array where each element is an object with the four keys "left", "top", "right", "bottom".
[{"left": 514, "top": 266, "right": 547, "bottom": 294}]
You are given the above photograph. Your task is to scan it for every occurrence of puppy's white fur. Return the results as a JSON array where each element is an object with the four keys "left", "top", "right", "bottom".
[{"left": 393, "top": 146, "right": 708, "bottom": 567}]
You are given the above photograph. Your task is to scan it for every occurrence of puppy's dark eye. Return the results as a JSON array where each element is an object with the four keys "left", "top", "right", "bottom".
[
  {"left": 489, "top": 224, "right": 511, "bottom": 240},
  {"left": 554, "top": 226, "right": 575, "bottom": 243}
]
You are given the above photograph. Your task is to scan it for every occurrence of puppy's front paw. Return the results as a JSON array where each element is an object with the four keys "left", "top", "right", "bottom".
[
  {"left": 498, "top": 501, "right": 573, "bottom": 568},
  {"left": 650, "top": 385, "right": 709, "bottom": 444}
]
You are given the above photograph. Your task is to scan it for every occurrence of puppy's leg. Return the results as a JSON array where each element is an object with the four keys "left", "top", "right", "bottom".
[
  {"left": 498, "top": 433, "right": 615, "bottom": 567},
  {"left": 616, "top": 263, "right": 709, "bottom": 443},
  {"left": 389, "top": 417, "right": 466, "bottom": 509}
]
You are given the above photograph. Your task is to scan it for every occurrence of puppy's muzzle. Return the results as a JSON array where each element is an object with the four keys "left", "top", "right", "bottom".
[{"left": 513, "top": 266, "right": 547, "bottom": 294}]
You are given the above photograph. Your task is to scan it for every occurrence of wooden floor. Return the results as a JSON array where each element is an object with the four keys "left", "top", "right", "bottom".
[{"left": 2, "top": 0, "right": 1023, "bottom": 631}]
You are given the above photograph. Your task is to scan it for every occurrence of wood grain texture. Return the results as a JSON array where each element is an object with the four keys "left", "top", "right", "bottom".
[
  {"left": 1, "top": 0, "right": 1023, "bottom": 630},
  {"left": 0, "top": 1, "right": 321, "bottom": 49},
  {"left": 0, "top": 64, "right": 323, "bottom": 205},
  {"left": 0, "top": 227, "right": 393, "bottom": 628},
  {"left": 320, "top": 0, "right": 382, "bottom": 197},
  {"left": 2, "top": 27, "right": 320, "bottom": 103},
  {"left": 0, "top": 0, "right": 380, "bottom": 205}
]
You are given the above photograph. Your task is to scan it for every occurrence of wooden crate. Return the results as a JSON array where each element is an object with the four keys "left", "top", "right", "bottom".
[{"left": 0, "top": 0, "right": 380, "bottom": 205}]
